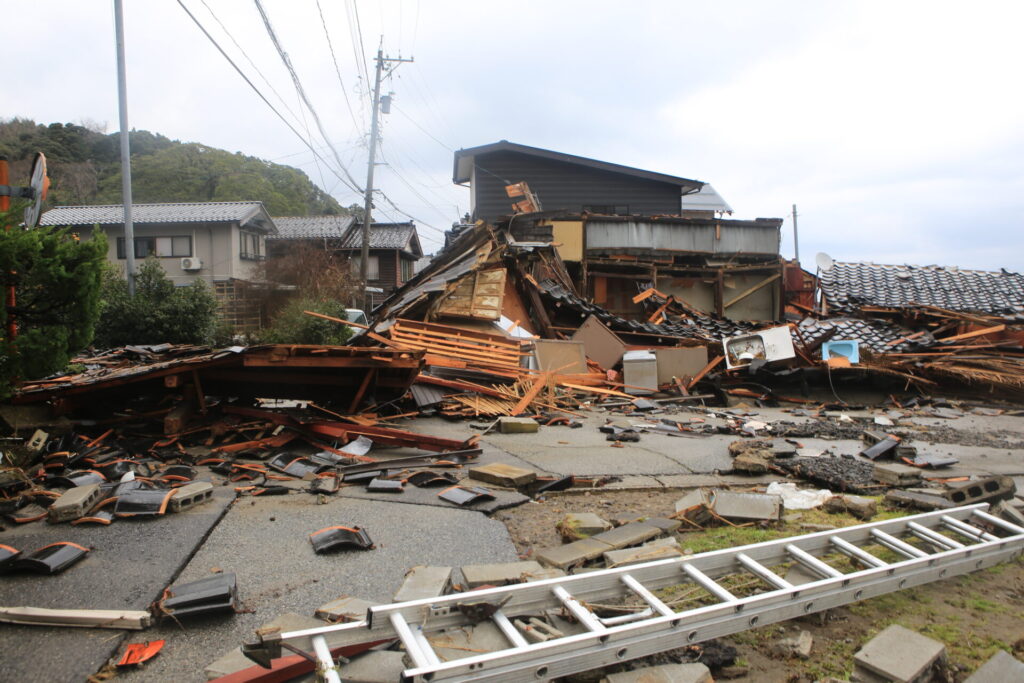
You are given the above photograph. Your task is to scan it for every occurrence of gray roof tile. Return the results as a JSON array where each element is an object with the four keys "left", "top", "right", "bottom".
[
  {"left": 269, "top": 215, "right": 355, "bottom": 240},
  {"left": 819, "top": 262, "right": 1024, "bottom": 316},
  {"left": 40, "top": 202, "right": 269, "bottom": 227}
]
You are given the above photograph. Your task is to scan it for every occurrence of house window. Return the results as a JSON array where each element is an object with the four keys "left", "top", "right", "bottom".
[
  {"left": 360, "top": 254, "right": 376, "bottom": 278},
  {"left": 582, "top": 204, "right": 629, "bottom": 215},
  {"left": 400, "top": 258, "right": 414, "bottom": 283},
  {"left": 240, "top": 231, "right": 263, "bottom": 260},
  {"left": 116, "top": 236, "right": 192, "bottom": 259}
]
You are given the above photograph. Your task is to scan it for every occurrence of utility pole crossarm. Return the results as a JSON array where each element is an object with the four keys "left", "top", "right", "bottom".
[{"left": 360, "top": 48, "right": 413, "bottom": 312}]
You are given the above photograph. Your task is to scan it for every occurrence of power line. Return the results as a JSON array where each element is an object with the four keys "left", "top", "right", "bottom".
[
  {"left": 197, "top": 0, "right": 301, "bottom": 124},
  {"left": 176, "top": 0, "right": 362, "bottom": 197},
  {"left": 391, "top": 102, "right": 453, "bottom": 152},
  {"left": 315, "top": 0, "right": 361, "bottom": 136},
  {"left": 253, "top": 0, "right": 364, "bottom": 195}
]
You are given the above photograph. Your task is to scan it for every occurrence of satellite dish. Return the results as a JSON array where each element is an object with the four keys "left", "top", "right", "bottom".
[
  {"left": 815, "top": 252, "right": 834, "bottom": 272},
  {"left": 23, "top": 152, "right": 50, "bottom": 229}
]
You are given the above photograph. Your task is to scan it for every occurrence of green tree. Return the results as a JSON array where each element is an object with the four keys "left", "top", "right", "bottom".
[
  {"left": 94, "top": 258, "right": 219, "bottom": 347},
  {"left": 0, "top": 204, "right": 107, "bottom": 394},
  {"left": 260, "top": 297, "right": 353, "bottom": 346}
]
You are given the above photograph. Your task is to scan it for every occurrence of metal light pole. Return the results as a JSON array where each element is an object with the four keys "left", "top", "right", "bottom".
[{"left": 114, "top": 0, "right": 136, "bottom": 295}]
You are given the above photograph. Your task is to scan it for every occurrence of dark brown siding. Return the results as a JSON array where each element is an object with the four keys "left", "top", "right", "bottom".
[
  {"left": 369, "top": 249, "right": 399, "bottom": 291},
  {"left": 471, "top": 151, "right": 681, "bottom": 222}
]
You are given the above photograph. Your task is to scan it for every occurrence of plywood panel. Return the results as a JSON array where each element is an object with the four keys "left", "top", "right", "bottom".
[
  {"left": 438, "top": 268, "right": 506, "bottom": 320},
  {"left": 550, "top": 220, "right": 584, "bottom": 262},
  {"left": 571, "top": 315, "right": 627, "bottom": 370},
  {"left": 534, "top": 340, "right": 587, "bottom": 374}
]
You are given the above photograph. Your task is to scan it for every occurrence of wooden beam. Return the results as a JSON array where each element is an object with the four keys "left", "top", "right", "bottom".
[
  {"left": 938, "top": 324, "right": 1006, "bottom": 344},
  {"left": 687, "top": 355, "right": 724, "bottom": 390},
  {"left": 349, "top": 369, "right": 376, "bottom": 413},
  {"left": 302, "top": 310, "right": 369, "bottom": 329},
  {"left": 723, "top": 273, "right": 781, "bottom": 310},
  {"left": 511, "top": 372, "right": 551, "bottom": 416},
  {"left": 0, "top": 606, "right": 152, "bottom": 630}
]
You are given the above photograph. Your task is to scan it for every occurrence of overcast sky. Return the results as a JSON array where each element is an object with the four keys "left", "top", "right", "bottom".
[{"left": 6, "top": 1, "right": 1023, "bottom": 267}]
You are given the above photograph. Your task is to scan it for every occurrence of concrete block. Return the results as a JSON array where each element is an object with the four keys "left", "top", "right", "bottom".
[
  {"left": 643, "top": 517, "right": 682, "bottom": 534},
  {"left": 883, "top": 489, "right": 954, "bottom": 511},
  {"left": 497, "top": 417, "right": 539, "bottom": 434},
  {"left": 536, "top": 537, "right": 613, "bottom": 570},
  {"left": 784, "top": 564, "right": 821, "bottom": 586},
  {"left": 604, "top": 537, "right": 682, "bottom": 568},
  {"left": 314, "top": 595, "right": 378, "bottom": 623},
  {"left": 854, "top": 624, "right": 946, "bottom": 683},
  {"left": 605, "top": 662, "right": 712, "bottom": 683},
  {"left": 590, "top": 522, "right": 662, "bottom": 550},
  {"left": 557, "top": 512, "right": 612, "bottom": 540},
  {"left": 992, "top": 500, "right": 1024, "bottom": 529},
  {"left": 169, "top": 481, "right": 214, "bottom": 512},
  {"left": 47, "top": 483, "right": 101, "bottom": 523},
  {"left": 460, "top": 560, "right": 559, "bottom": 588},
  {"left": 964, "top": 650, "right": 1024, "bottom": 682},
  {"left": 393, "top": 566, "right": 452, "bottom": 603},
  {"left": 337, "top": 650, "right": 407, "bottom": 683},
  {"left": 824, "top": 494, "right": 877, "bottom": 520},
  {"left": 944, "top": 475, "right": 1016, "bottom": 506},
  {"left": 873, "top": 463, "right": 923, "bottom": 486},
  {"left": 468, "top": 463, "right": 537, "bottom": 488},
  {"left": 711, "top": 490, "right": 783, "bottom": 522}
]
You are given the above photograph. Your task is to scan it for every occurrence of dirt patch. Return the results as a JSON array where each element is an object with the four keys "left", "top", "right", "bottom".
[{"left": 496, "top": 488, "right": 1024, "bottom": 681}]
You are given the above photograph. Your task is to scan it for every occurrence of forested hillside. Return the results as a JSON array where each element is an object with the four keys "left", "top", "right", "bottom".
[{"left": 0, "top": 118, "right": 344, "bottom": 216}]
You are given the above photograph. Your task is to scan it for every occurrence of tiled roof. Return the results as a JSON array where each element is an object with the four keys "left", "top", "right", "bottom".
[
  {"left": 819, "top": 262, "right": 1024, "bottom": 316},
  {"left": 338, "top": 222, "right": 417, "bottom": 251},
  {"left": 40, "top": 202, "right": 270, "bottom": 227},
  {"left": 268, "top": 215, "right": 355, "bottom": 240},
  {"left": 796, "top": 317, "right": 924, "bottom": 354}
]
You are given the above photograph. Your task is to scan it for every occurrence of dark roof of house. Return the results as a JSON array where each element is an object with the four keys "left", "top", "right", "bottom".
[
  {"left": 40, "top": 202, "right": 277, "bottom": 233},
  {"left": 453, "top": 140, "right": 704, "bottom": 194},
  {"left": 819, "top": 262, "right": 1024, "bottom": 316},
  {"left": 268, "top": 215, "right": 356, "bottom": 240},
  {"left": 338, "top": 222, "right": 421, "bottom": 254}
]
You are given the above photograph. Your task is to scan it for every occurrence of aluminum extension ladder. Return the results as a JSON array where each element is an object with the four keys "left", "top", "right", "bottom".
[{"left": 242, "top": 503, "right": 1024, "bottom": 682}]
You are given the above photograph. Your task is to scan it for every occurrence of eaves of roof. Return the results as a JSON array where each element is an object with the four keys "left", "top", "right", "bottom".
[{"left": 453, "top": 140, "right": 704, "bottom": 194}]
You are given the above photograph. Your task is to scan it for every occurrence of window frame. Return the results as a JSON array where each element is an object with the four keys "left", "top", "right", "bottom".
[{"left": 116, "top": 235, "right": 192, "bottom": 259}]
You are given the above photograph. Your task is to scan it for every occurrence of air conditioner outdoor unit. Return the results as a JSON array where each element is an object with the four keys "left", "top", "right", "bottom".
[{"left": 180, "top": 257, "right": 202, "bottom": 271}]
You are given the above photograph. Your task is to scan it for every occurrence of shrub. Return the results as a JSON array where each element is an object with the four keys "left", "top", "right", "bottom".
[
  {"left": 94, "top": 258, "right": 219, "bottom": 347},
  {"left": 259, "top": 297, "right": 353, "bottom": 346}
]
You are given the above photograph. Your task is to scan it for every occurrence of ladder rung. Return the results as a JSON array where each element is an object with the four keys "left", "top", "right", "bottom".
[
  {"left": 871, "top": 529, "right": 929, "bottom": 559},
  {"left": 682, "top": 563, "right": 737, "bottom": 602},
  {"left": 390, "top": 613, "right": 439, "bottom": 669},
  {"left": 786, "top": 544, "right": 843, "bottom": 579},
  {"left": 942, "top": 515, "right": 998, "bottom": 542},
  {"left": 737, "top": 553, "right": 792, "bottom": 590},
  {"left": 973, "top": 509, "right": 1024, "bottom": 536},
  {"left": 621, "top": 574, "right": 675, "bottom": 617},
  {"left": 492, "top": 610, "right": 529, "bottom": 649},
  {"left": 831, "top": 537, "right": 888, "bottom": 568},
  {"left": 907, "top": 521, "right": 963, "bottom": 550},
  {"left": 552, "top": 586, "right": 606, "bottom": 632}
]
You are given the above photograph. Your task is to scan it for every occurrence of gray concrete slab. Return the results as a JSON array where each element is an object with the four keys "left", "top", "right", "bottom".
[
  {"left": 964, "top": 649, "right": 1024, "bottom": 682},
  {"left": 854, "top": 624, "right": 946, "bottom": 683},
  {"left": 0, "top": 485, "right": 235, "bottom": 683},
  {"left": 114, "top": 495, "right": 518, "bottom": 683}
]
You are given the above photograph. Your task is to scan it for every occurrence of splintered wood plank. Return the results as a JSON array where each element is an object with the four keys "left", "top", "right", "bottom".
[{"left": 510, "top": 372, "right": 551, "bottom": 416}]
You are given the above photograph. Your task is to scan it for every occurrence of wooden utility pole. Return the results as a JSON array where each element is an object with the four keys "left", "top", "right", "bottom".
[{"left": 360, "top": 46, "right": 412, "bottom": 312}]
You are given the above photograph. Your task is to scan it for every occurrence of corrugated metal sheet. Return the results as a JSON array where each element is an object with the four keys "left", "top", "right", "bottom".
[{"left": 586, "top": 220, "right": 779, "bottom": 255}]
